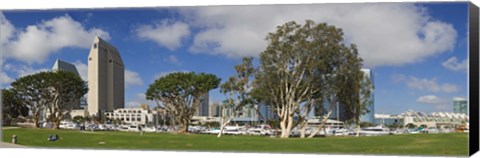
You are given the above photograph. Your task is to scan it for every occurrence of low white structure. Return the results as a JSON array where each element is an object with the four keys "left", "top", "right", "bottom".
[
  {"left": 70, "top": 109, "right": 87, "bottom": 118},
  {"left": 375, "top": 110, "right": 469, "bottom": 128},
  {"left": 105, "top": 108, "right": 157, "bottom": 125}
]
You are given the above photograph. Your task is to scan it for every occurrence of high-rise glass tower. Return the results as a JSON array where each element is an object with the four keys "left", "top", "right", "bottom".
[
  {"left": 359, "top": 69, "right": 375, "bottom": 124},
  {"left": 195, "top": 93, "right": 210, "bottom": 116},
  {"left": 453, "top": 97, "right": 468, "bottom": 115}
]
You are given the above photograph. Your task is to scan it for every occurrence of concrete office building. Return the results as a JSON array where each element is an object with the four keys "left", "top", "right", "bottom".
[
  {"left": 87, "top": 36, "right": 125, "bottom": 117},
  {"left": 52, "top": 59, "right": 80, "bottom": 76},
  {"left": 105, "top": 108, "right": 157, "bottom": 125},
  {"left": 453, "top": 97, "right": 468, "bottom": 115},
  {"left": 208, "top": 102, "right": 222, "bottom": 117}
]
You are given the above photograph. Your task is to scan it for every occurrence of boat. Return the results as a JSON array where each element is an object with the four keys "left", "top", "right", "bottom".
[
  {"left": 330, "top": 128, "right": 349, "bottom": 136},
  {"left": 223, "top": 126, "right": 247, "bottom": 135},
  {"left": 247, "top": 125, "right": 272, "bottom": 136},
  {"left": 202, "top": 128, "right": 221, "bottom": 134},
  {"left": 358, "top": 125, "right": 390, "bottom": 136}
]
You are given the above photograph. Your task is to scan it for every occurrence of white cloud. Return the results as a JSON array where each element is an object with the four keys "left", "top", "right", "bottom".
[
  {"left": 4, "top": 63, "right": 49, "bottom": 78},
  {"left": 125, "top": 69, "right": 143, "bottom": 87},
  {"left": 0, "top": 12, "right": 15, "bottom": 46},
  {"left": 0, "top": 72, "right": 14, "bottom": 85},
  {"left": 391, "top": 73, "right": 407, "bottom": 83},
  {"left": 136, "top": 93, "right": 146, "bottom": 99},
  {"left": 125, "top": 93, "right": 157, "bottom": 108},
  {"left": 442, "top": 57, "right": 467, "bottom": 72},
  {"left": 416, "top": 95, "right": 442, "bottom": 104},
  {"left": 126, "top": 101, "right": 142, "bottom": 108},
  {"left": 1, "top": 13, "right": 109, "bottom": 64},
  {"left": 73, "top": 60, "right": 88, "bottom": 81},
  {"left": 180, "top": 3, "right": 457, "bottom": 67},
  {"left": 416, "top": 95, "right": 448, "bottom": 110},
  {"left": 407, "top": 77, "right": 459, "bottom": 93},
  {"left": 153, "top": 70, "right": 189, "bottom": 80},
  {"left": 164, "top": 55, "right": 181, "bottom": 65},
  {"left": 135, "top": 20, "right": 190, "bottom": 51}
]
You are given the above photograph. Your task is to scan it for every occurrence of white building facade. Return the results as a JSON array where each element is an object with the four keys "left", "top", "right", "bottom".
[
  {"left": 375, "top": 110, "right": 469, "bottom": 128},
  {"left": 105, "top": 108, "right": 157, "bottom": 125}
]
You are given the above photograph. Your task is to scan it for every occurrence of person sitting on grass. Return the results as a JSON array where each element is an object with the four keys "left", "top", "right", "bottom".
[{"left": 48, "top": 134, "right": 59, "bottom": 142}]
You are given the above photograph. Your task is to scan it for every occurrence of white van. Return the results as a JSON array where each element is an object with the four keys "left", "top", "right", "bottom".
[{"left": 128, "top": 125, "right": 139, "bottom": 132}]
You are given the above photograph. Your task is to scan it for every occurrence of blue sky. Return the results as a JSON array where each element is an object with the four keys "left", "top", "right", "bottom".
[{"left": 0, "top": 2, "right": 468, "bottom": 114}]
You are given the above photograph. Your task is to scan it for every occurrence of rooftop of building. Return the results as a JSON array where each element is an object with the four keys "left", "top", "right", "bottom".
[{"left": 51, "top": 59, "right": 80, "bottom": 76}]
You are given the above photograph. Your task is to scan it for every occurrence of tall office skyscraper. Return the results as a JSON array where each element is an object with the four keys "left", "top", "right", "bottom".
[
  {"left": 360, "top": 69, "right": 375, "bottom": 124},
  {"left": 87, "top": 36, "right": 125, "bottom": 116},
  {"left": 453, "top": 97, "right": 468, "bottom": 115}
]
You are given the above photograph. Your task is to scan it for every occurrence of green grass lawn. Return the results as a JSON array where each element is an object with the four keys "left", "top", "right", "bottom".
[{"left": 2, "top": 128, "right": 468, "bottom": 156}]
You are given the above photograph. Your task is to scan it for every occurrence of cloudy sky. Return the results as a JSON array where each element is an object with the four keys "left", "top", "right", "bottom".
[{"left": 0, "top": 2, "right": 468, "bottom": 114}]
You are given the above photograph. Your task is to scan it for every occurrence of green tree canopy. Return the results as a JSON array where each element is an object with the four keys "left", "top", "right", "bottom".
[
  {"left": 11, "top": 71, "right": 87, "bottom": 129},
  {"left": 2, "top": 89, "right": 29, "bottom": 126},
  {"left": 146, "top": 72, "right": 221, "bottom": 133}
]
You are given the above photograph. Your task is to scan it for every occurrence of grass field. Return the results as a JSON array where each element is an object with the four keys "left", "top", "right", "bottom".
[{"left": 1, "top": 128, "right": 468, "bottom": 156}]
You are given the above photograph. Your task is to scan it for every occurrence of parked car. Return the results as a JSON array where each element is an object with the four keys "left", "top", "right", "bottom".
[
  {"left": 127, "top": 125, "right": 139, "bottom": 132},
  {"left": 425, "top": 127, "right": 439, "bottom": 133},
  {"left": 223, "top": 126, "right": 247, "bottom": 135},
  {"left": 116, "top": 125, "right": 129, "bottom": 132},
  {"left": 64, "top": 123, "right": 79, "bottom": 130}
]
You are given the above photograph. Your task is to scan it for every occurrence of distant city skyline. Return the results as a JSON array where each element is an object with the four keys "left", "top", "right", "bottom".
[{"left": 0, "top": 2, "right": 468, "bottom": 114}]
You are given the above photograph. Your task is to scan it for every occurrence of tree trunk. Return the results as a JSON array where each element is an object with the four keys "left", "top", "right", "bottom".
[
  {"left": 308, "top": 110, "right": 333, "bottom": 138},
  {"left": 217, "top": 113, "right": 236, "bottom": 138},
  {"left": 323, "top": 126, "right": 327, "bottom": 137},
  {"left": 300, "top": 117, "right": 308, "bottom": 138},
  {"left": 177, "top": 118, "right": 189, "bottom": 134},
  {"left": 177, "top": 123, "right": 188, "bottom": 134},
  {"left": 356, "top": 124, "right": 360, "bottom": 137},
  {"left": 279, "top": 116, "right": 288, "bottom": 138},
  {"left": 33, "top": 115, "right": 40, "bottom": 128},
  {"left": 217, "top": 120, "right": 230, "bottom": 138},
  {"left": 54, "top": 118, "right": 61, "bottom": 130},
  {"left": 300, "top": 121, "right": 307, "bottom": 138},
  {"left": 284, "top": 114, "right": 294, "bottom": 138}
]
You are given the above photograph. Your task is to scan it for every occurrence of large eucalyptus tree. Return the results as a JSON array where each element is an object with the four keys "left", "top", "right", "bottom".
[
  {"left": 254, "top": 20, "right": 367, "bottom": 138},
  {"left": 218, "top": 57, "right": 256, "bottom": 138}
]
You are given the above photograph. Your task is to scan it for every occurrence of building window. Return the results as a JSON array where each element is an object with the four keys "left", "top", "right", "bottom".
[
  {"left": 109, "top": 59, "right": 112, "bottom": 63},
  {"left": 89, "top": 57, "right": 92, "bottom": 61},
  {"left": 137, "top": 118, "right": 141, "bottom": 121}
]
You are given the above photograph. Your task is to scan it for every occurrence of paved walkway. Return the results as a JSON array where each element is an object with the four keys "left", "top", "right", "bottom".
[{"left": 0, "top": 142, "right": 25, "bottom": 148}]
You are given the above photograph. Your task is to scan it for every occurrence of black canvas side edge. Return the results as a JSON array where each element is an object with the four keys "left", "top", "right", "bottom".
[{"left": 469, "top": 1, "right": 479, "bottom": 156}]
